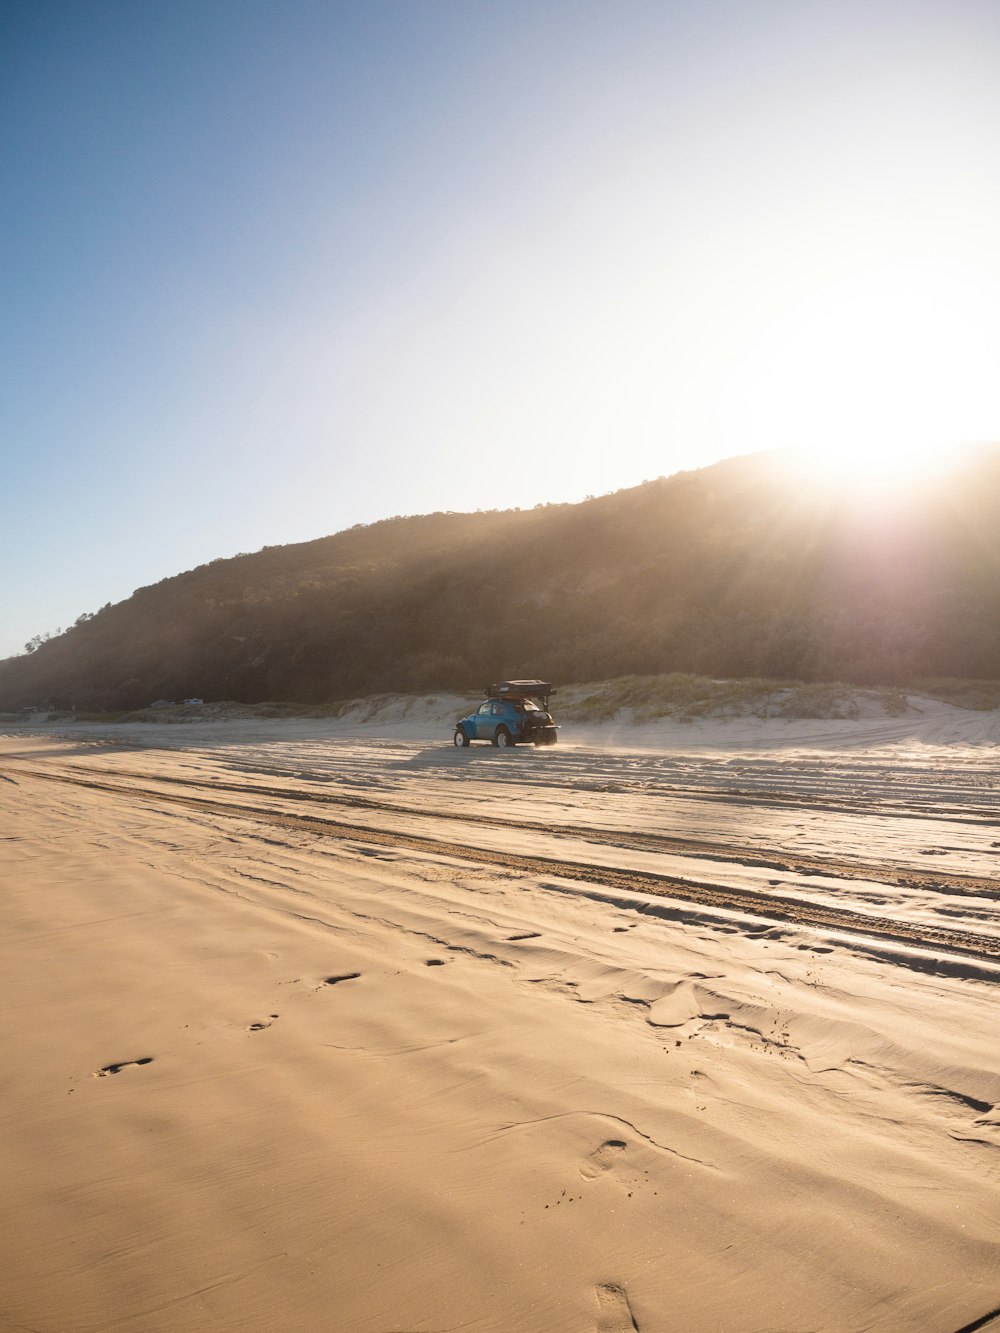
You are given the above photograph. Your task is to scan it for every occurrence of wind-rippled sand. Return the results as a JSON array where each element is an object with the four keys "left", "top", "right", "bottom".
[{"left": 1, "top": 703, "right": 998, "bottom": 1332}]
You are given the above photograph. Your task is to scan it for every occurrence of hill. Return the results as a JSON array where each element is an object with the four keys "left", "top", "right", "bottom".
[{"left": 2, "top": 447, "right": 1000, "bottom": 711}]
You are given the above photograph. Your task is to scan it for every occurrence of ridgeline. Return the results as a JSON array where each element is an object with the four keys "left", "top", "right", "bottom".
[{"left": 3, "top": 448, "right": 1000, "bottom": 712}]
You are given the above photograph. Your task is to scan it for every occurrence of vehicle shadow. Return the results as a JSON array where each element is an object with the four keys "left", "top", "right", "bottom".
[{"left": 402, "top": 744, "right": 541, "bottom": 768}]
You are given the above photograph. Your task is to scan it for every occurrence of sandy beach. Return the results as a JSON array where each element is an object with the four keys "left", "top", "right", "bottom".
[{"left": 1, "top": 700, "right": 999, "bottom": 1332}]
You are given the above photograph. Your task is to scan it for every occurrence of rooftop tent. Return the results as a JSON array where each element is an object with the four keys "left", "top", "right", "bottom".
[{"left": 485, "top": 681, "right": 554, "bottom": 706}]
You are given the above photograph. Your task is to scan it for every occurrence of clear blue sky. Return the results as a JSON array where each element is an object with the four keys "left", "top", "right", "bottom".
[{"left": 3, "top": 0, "right": 1000, "bottom": 658}]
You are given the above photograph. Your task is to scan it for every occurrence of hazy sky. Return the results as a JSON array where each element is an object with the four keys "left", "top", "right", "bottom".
[{"left": 3, "top": 0, "right": 1000, "bottom": 658}]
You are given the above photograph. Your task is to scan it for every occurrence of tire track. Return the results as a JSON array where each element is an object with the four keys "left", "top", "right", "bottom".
[
  {"left": 17, "top": 763, "right": 1000, "bottom": 967},
  {"left": 19, "top": 760, "right": 1000, "bottom": 902}
]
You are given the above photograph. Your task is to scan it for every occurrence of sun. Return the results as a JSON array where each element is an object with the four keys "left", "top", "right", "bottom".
[
  {"left": 713, "top": 259, "right": 1000, "bottom": 493},
  {"left": 783, "top": 436, "right": 953, "bottom": 504}
]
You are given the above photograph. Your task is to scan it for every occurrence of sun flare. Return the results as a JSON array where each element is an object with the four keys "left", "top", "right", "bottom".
[
  {"left": 714, "top": 260, "right": 1000, "bottom": 494},
  {"left": 788, "top": 434, "right": 954, "bottom": 494}
]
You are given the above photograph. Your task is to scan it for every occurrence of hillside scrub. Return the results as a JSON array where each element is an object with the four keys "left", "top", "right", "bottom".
[
  {"left": 913, "top": 679, "right": 1000, "bottom": 711},
  {"left": 558, "top": 675, "right": 913, "bottom": 723},
  {"left": 3, "top": 448, "right": 1000, "bottom": 711}
]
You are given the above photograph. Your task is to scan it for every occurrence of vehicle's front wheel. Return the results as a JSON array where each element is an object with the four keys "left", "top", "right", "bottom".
[
  {"left": 494, "top": 727, "right": 512, "bottom": 748},
  {"left": 454, "top": 728, "right": 470, "bottom": 747}
]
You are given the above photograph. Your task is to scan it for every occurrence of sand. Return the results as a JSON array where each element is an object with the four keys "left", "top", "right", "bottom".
[{"left": 1, "top": 701, "right": 998, "bottom": 1332}]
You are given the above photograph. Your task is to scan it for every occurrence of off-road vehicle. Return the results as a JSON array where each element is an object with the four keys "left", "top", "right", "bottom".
[{"left": 453, "top": 681, "right": 558, "bottom": 748}]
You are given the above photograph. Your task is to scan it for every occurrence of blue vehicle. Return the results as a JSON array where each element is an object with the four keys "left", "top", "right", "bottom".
[{"left": 454, "top": 681, "right": 558, "bottom": 748}]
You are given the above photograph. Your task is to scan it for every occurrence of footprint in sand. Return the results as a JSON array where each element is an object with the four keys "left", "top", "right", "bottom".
[
  {"left": 248, "top": 1014, "right": 280, "bottom": 1032},
  {"left": 323, "top": 973, "right": 361, "bottom": 986},
  {"left": 95, "top": 1057, "right": 154, "bottom": 1077},
  {"left": 580, "top": 1139, "right": 627, "bottom": 1181},
  {"left": 595, "top": 1282, "right": 639, "bottom": 1332}
]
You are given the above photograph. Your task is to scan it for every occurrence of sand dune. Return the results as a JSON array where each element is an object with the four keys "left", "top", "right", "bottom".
[{"left": 1, "top": 708, "right": 998, "bottom": 1331}]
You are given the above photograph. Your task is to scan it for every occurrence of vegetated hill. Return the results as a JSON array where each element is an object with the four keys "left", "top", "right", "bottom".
[{"left": 3, "top": 446, "right": 1000, "bottom": 712}]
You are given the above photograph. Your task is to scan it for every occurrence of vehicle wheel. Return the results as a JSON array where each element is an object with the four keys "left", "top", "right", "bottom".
[
  {"left": 495, "top": 727, "right": 512, "bottom": 748},
  {"left": 454, "top": 728, "right": 469, "bottom": 747}
]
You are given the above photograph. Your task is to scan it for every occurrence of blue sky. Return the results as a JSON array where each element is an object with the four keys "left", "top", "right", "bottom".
[{"left": 3, "top": 0, "right": 1000, "bottom": 658}]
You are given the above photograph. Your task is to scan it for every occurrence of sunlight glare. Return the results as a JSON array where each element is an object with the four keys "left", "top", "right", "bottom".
[{"left": 713, "top": 260, "right": 1000, "bottom": 493}]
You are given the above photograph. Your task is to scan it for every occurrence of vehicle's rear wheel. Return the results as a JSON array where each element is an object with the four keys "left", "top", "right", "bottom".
[
  {"left": 454, "top": 728, "right": 469, "bottom": 747},
  {"left": 494, "top": 727, "right": 512, "bottom": 748}
]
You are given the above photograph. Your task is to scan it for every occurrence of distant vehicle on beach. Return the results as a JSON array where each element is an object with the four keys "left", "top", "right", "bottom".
[{"left": 453, "top": 681, "right": 558, "bottom": 748}]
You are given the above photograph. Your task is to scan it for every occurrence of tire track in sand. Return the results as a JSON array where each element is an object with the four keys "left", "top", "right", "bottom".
[
  {"left": 19, "top": 760, "right": 1000, "bottom": 903},
  {"left": 16, "top": 764, "right": 1000, "bottom": 969}
]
